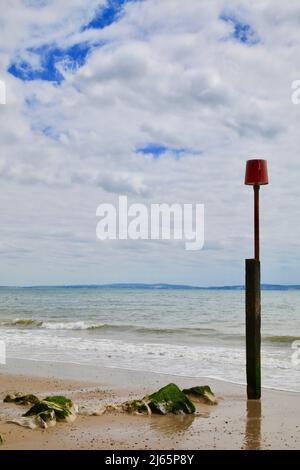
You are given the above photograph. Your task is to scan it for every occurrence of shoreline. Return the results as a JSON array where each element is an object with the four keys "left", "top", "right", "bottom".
[
  {"left": 0, "top": 360, "right": 299, "bottom": 449},
  {"left": 2, "top": 357, "right": 300, "bottom": 394}
]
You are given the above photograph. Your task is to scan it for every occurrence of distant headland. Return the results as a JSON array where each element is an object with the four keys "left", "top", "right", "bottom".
[{"left": 1, "top": 283, "right": 300, "bottom": 291}]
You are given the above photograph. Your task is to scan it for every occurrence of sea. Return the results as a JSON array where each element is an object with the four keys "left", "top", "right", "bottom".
[{"left": 0, "top": 287, "right": 299, "bottom": 392}]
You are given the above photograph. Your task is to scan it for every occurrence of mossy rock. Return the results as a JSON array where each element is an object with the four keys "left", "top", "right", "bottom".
[
  {"left": 122, "top": 399, "right": 151, "bottom": 415},
  {"left": 24, "top": 395, "right": 76, "bottom": 422},
  {"left": 4, "top": 394, "right": 40, "bottom": 405},
  {"left": 182, "top": 385, "right": 218, "bottom": 405},
  {"left": 24, "top": 401, "right": 55, "bottom": 417},
  {"left": 147, "top": 383, "right": 195, "bottom": 415},
  {"left": 44, "top": 395, "right": 73, "bottom": 409},
  {"left": 37, "top": 409, "right": 56, "bottom": 427}
]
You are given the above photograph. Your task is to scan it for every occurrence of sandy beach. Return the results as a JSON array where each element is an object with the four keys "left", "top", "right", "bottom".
[{"left": 0, "top": 360, "right": 299, "bottom": 450}]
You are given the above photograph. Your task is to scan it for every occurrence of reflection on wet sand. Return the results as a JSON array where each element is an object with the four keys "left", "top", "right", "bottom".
[
  {"left": 149, "top": 414, "right": 195, "bottom": 435},
  {"left": 244, "top": 400, "right": 262, "bottom": 450}
]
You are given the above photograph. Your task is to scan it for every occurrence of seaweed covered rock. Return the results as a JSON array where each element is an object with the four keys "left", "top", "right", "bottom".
[
  {"left": 37, "top": 409, "right": 56, "bottom": 427},
  {"left": 4, "top": 393, "right": 39, "bottom": 405},
  {"left": 7, "top": 395, "right": 76, "bottom": 429},
  {"left": 182, "top": 385, "right": 218, "bottom": 405},
  {"left": 24, "top": 395, "right": 77, "bottom": 423},
  {"left": 5, "top": 384, "right": 217, "bottom": 429},
  {"left": 44, "top": 395, "right": 74, "bottom": 411},
  {"left": 147, "top": 383, "right": 195, "bottom": 415},
  {"left": 122, "top": 399, "right": 151, "bottom": 415}
]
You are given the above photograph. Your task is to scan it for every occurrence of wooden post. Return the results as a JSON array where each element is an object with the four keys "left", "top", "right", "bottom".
[
  {"left": 254, "top": 185, "right": 260, "bottom": 260},
  {"left": 245, "top": 258, "right": 261, "bottom": 399}
]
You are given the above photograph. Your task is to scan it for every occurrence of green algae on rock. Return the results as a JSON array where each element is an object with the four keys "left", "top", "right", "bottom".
[
  {"left": 5, "top": 383, "right": 218, "bottom": 428},
  {"left": 122, "top": 399, "right": 151, "bottom": 415},
  {"left": 6, "top": 393, "right": 77, "bottom": 428},
  {"left": 36, "top": 409, "right": 56, "bottom": 427},
  {"left": 44, "top": 395, "right": 74, "bottom": 410},
  {"left": 147, "top": 383, "right": 196, "bottom": 415},
  {"left": 4, "top": 393, "right": 40, "bottom": 405},
  {"left": 24, "top": 395, "right": 77, "bottom": 423},
  {"left": 182, "top": 385, "right": 218, "bottom": 405}
]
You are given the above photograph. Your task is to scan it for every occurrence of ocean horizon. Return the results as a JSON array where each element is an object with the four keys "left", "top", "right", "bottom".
[{"left": 2, "top": 283, "right": 300, "bottom": 291}]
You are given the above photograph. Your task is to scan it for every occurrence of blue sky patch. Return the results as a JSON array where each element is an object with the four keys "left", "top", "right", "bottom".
[
  {"left": 9, "top": 1, "right": 140, "bottom": 82},
  {"left": 137, "top": 144, "right": 192, "bottom": 159},
  {"left": 84, "top": 0, "right": 135, "bottom": 30},
  {"left": 8, "top": 43, "right": 92, "bottom": 83},
  {"left": 220, "top": 14, "right": 259, "bottom": 45},
  {"left": 40, "top": 126, "right": 58, "bottom": 139}
]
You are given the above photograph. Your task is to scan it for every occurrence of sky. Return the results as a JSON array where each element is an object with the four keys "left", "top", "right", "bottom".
[{"left": 1, "top": 0, "right": 300, "bottom": 286}]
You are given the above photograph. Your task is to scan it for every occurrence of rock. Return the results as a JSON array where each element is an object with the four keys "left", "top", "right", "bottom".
[
  {"left": 5, "top": 384, "right": 217, "bottom": 429},
  {"left": 146, "top": 383, "right": 196, "bottom": 415},
  {"left": 6, "top": 393, "right": 78, "bottom": 428},
  {"left": 4, "top": 393, "right": 39, "bottom": 405},
  {"left": 79, "top": 402, "right": 140, "bottom": 416},
  {"left": 182, "top": 385, "right": 218, "bottom": 405},
  {"left": 78, "top": 403, "right": 108, "bottom": 416},
  {"left": 44, "top": 395, "right": 74, "bottom": 410},
  {"left": 7, "top": 414, "right": 54, "bottom": 430},
  {"left": 37, "top": 410, "right": 56, "bottom": 428},
  {"left": 0, "top": 434, "right": 4, "bottom": 445},
  {"left": 122, "top": 399, "right": 151, "bottom": 415},
  {"left": 24, "top": 395, "right": 77, "bottom": 423}
]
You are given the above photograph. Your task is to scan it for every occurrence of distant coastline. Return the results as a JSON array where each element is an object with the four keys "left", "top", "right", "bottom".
[{"left": 1, "top": 283, "right": 300, "bottom": 291}]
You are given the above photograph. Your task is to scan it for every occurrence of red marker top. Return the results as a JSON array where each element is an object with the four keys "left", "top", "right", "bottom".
[{"left": 245, "top": 159, "right": 269, "bottom": 186}]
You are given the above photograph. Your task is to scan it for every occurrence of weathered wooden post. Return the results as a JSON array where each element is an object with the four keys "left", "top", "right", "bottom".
[{"left": 244, "top": 159, "right": 269, "bottom": 399}]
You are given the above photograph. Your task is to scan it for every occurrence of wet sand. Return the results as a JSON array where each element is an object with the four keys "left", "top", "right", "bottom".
[{"left": 0, "top": 360, "right": 299, "bottom": 450}]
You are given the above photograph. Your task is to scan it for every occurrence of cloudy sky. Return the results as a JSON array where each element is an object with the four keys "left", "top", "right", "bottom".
[{"left": 0, "top": 0, "right": 300, "bottom": 286}]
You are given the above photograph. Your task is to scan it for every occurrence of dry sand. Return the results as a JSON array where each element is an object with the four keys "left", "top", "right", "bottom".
[{"left": 0, "top": 366, "right": 299, "bottom": 450}]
